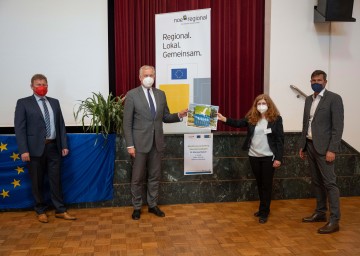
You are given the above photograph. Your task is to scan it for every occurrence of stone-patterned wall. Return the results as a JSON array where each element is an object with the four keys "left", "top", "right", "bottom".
[{"left": 72, "top": 132, "right": 360, "bottom": 208}]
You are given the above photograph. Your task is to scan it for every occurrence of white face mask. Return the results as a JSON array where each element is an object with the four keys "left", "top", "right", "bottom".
[
  {"left": 142, "top": 77, "right": 154, "bottom": 88},
  {"left": 257, "top": 105, "right": 268, "bottom": 114}
]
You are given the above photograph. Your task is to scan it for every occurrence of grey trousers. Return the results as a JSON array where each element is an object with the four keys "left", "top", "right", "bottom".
[
  {"left": 131, "top": 144, "right": 162, "bottom": 210},
  {"left": 306, "top": 140, "right": 341, "bottom": 222}
]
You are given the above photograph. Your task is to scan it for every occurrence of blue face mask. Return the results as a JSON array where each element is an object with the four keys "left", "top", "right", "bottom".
[{"left": 311, "top": 83, "right": 323, "bottom": 93}]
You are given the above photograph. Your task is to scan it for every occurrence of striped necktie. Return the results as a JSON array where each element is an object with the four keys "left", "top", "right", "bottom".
[
  {"left": 41, "top": 98, "right": 51, "bottom": 138},
  {"left": 147, "top": 89, "right": 156, "bottom": 119}
]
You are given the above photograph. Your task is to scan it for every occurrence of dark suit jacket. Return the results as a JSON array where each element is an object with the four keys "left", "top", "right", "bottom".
[
  {"left": 14, "top": 95, "right": 68, "bottom": 157},
  {"left": 123, "top": 86, "right": 180, "bottom": 153},
  {"left": 299, "top": 90, "right": 344, "bottom": 155},
  {"left": 225, "top": 116, "right": 284, "bottom": 162}
]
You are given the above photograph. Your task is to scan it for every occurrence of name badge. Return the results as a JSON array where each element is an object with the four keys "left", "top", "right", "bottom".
[{"left": 264, "top": 128, "right": 272, "bottom": 134}]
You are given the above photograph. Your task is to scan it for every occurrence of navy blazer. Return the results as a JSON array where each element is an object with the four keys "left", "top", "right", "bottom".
[
  {"left": 225, "top": 116, "right": 284, "bottom": 162},
  {"left": 14, "top": 95, "right": 68, "bottom": 157}
]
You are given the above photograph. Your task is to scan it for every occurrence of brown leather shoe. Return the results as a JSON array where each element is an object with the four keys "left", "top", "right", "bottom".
[
  {"left": 318, "top": 221, "right": 339, "bottom": 234},
  {"left": 302, "top": 213, "right": 327, "bottom": 222},
  {"left": 55, "top": 212, "right": 76, "bottom": 220},
  {"left": 37, "top": 213, "right": 48, "bottom": 223}
]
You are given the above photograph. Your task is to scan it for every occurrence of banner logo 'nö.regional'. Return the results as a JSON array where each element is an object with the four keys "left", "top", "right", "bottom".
[{"left": 174, "top": 14, "right": 208, "bottom": 23}]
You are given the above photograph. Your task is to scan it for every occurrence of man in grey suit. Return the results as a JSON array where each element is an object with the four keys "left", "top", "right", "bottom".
[
  {"left": 123, "top": 65, "right": 187, "bottom": 220},
  {"left": 299, "top": 70, "right": 344, "bottom": 234},
  {"left": 14, "top": 74, "right": 76, "bottom": 223}
]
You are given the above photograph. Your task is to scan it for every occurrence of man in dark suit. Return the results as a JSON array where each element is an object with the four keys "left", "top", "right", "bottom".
[
  {"left": 123, "top": 65, "right": 187, "bottom": 220},
  {"left": 14, "top": 74, "right": 76, "bottom": 223},
  {"left": 299, "top": 70, "right": 344, "bottom": 234}
]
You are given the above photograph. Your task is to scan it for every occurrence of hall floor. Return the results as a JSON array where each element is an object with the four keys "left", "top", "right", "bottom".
[{"left": 1, "top": 197, "right": 360, "bottom": 256}]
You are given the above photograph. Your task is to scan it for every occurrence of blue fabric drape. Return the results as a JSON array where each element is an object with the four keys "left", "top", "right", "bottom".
[{"left": 0, "top": 134, "right": 115, "bottom": 210}]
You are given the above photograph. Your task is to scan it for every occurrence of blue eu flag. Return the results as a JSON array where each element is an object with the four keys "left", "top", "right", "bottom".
[
  {"left": 0, "top": 136, "right": 33, "bottom": 209},
  {"left": 171, "top": 68, "right": 187, "bottom": 80},
  {"left": 0, "top": 134, "right": 115, "bottom": 210}
]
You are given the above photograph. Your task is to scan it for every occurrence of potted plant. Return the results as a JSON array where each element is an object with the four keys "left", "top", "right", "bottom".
[{"left": 73, "top": 92, "right": 125, "bottom": 138}]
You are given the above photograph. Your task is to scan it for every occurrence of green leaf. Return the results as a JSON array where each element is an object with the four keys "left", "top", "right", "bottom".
[{"left": 73, "top": 92, "right": 125, "bottom": 138}]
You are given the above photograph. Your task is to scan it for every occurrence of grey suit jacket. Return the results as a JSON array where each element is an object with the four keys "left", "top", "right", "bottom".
[
  {"left": 14, "top": 95, "right": 68, "bottom": 156},
  {"left": 299, "top": 89, "right": 344, "bottom": 155},
  {"left": 123, "top": 86, "right": 180, "bottom": 153}
]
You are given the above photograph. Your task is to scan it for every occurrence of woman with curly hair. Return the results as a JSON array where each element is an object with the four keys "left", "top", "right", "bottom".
[{"left": 218, "top": 94, "right": 284, "bottom": 224}]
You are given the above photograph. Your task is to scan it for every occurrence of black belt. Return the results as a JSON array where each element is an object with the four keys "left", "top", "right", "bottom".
[{"left": 45, "top": 139, "right": 56, "bottom": 144}]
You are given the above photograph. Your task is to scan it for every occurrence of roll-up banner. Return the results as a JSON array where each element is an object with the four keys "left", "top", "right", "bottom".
[{"left": 156, "top": 8, "right": 211, "bottom": 134}]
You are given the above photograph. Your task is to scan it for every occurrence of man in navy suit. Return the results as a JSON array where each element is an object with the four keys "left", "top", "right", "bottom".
[
  {"left": 299, "top": 70, "right": 344, "bottom": 234},
  {"left": 14, "top": 74, "right": 76, "bottom": 223}
]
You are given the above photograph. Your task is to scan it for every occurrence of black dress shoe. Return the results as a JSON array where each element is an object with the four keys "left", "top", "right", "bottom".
[
  {"left": 259, "top": 216, "right": 268, "bottom": 224},
  {"left": 132, "top": 209, "right": 141, "bottom": 220},
  {"left": 148, "top": 206, "right": 165, "bottom": 217},
  {"left": 318, "top": 221, "right": 339, "bottom": 234},
  {"left": 302, "top": 213, "right": 327, "bottom": 222},
  {"left": 254, "top": 211, "right": 260, "bottom": 217}
]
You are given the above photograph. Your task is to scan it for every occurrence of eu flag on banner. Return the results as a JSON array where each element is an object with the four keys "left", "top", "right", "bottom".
[
  {"left": 0, "top": 134, "right": 115, "bottom": 210},
  {"left": 61, "top": 134, "right": 115, "bottom": 204},
  {"left": 0, "top": 136, "right": 33, "bottom": 209},
  {"left": 171, "top": 68, "right": 187, "bottom": 80}
]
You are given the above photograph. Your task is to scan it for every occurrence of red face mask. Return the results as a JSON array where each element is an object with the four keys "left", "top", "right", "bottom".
[{"left": 34, "top": 86, "right": 48, "bottom": 97}]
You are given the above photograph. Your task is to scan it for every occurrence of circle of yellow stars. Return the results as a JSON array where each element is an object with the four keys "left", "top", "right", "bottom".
[{"left": 0, "top": 142, "right": 25, "bottom": 199}]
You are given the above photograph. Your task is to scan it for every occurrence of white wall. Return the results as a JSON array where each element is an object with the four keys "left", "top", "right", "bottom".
[
  {"left": 330, "top": 0, "right": 360, "bottom": 152},
  {"left": 267, "top": 0, "right": 360, "bottom": 152},
  {"left": 0, "top": 0, "right": 109, "bottom": 127}
]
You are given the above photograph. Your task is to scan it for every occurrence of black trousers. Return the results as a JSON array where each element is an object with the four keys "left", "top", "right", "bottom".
[
  {"left": 249, "top": 156, "right": 275, "bottom": 218},
  {"left": 28, "top": 143, "right": 66, "bottom": 214}
]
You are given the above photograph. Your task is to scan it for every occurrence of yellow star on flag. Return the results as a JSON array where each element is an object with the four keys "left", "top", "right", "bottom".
[
  {"left": 1, "top": 189, "right": 10, "bottom": 199},
  {"left": 15, "top": 166, "right": 25, "bottom": 174},
  {"left": 10, "top": 152, "right": 20, "bottom": 161},
  {"left": 0, "top": 142, "right": 7, "bottom": 152},
  {"left": 12, "top": 179, "right": 21, "bottom": 188}
]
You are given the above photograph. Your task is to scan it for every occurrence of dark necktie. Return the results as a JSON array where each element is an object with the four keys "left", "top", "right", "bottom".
[
  {"left": 41, "top": 98, "right": 51, "bottom": 138},
  {"left": 147, "top": 89, "right": 156, "bottom": 119}
]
